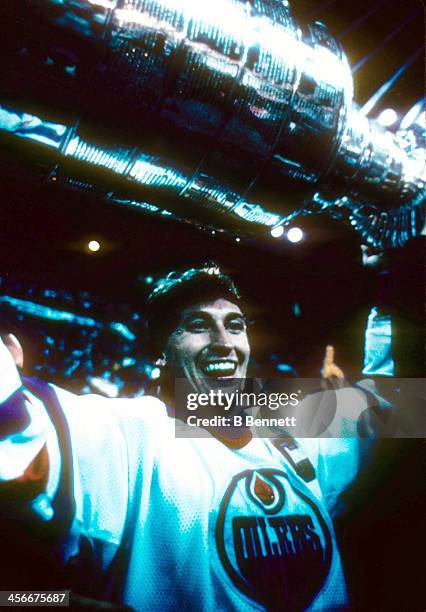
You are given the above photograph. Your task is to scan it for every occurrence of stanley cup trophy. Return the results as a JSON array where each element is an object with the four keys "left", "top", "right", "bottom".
[{"left": 0, "top": 0, "right": 424, "bottom": 248}]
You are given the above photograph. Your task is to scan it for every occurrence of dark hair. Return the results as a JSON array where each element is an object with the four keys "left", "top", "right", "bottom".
[{"left": 145, "top": 263, "right": 245, "bottom": 357}]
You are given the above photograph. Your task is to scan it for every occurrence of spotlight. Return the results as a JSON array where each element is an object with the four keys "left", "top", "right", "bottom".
[
  {"left": 88, "top": 240, "right": 101, "bottom": 252},
  {"left": 150, "top": 367, "right": 161, "bottom": 380},
  {"left": 270, "top": 225, "right": 284, "bottom": 238},
  {"left": 287, "top": 227, "right": 304, "bottom": 243},
  {"left": 377, "top": 108, "right": 398, "bottom": 128},
  {"left": 145, "top": 275, "right": 154, "bottom": 284},
  {"left": 292, "top": 302, "right": 301, "bottom": 317}
]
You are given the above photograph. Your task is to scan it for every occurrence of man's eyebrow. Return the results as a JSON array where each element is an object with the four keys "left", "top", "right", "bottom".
[
  {"left": 224, "top": 312, "right": 247, "bottom": 326},
  {"left": 180, "top": 310, "right": 245, "bottom": 321},
  {"left": 181, "top": 310, "right": 210, "bottom": 319},
  {"left": 224, "top": 312, "right": 245, "bottom": 320}
]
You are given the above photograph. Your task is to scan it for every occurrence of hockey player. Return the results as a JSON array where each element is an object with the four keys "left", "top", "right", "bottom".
[{"left": 0, "top": 264, "right": 384, "bottom": 611}]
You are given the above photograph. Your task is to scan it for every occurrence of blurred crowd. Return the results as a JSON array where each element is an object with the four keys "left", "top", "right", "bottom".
[{"left": 0, "top": 275, "right": 153, "bottom": 397}]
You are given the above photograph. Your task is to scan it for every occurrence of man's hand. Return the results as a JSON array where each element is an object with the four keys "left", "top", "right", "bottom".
[
  {"left": 1, "top": 333, "right": 24, "bottom": 368},
  {"left": 0, "top": 333, "right": 24, "bottom": 402},
  {"left": 321, "top": 345, "right": 345, "bottom": 388}
]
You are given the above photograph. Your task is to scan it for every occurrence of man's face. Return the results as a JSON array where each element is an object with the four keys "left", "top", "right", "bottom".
[{"left": 164, "top": 297, "right": 250, "bottom": 395}]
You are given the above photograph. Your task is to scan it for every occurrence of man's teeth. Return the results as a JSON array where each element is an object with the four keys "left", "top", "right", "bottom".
[{"left": 204, "top": 362, "right": 236, "bottom": 374}]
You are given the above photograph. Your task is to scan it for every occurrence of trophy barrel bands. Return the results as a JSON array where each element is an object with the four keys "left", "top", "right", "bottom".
[{"left": 0, "top": 0, "right": 424, "bottom": 244}]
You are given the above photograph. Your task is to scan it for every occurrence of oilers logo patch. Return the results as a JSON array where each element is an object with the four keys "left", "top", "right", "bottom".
[{"left": 216, "top": 469, "right": 332, "bottom": 611}]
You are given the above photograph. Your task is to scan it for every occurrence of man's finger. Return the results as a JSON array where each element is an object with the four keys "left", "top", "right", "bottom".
[
  {"left": 328, "top": 364, "right": 345, "bottom": 379},
  {"left": 324, "top": 345, "right": 334, "bottom": 366}
]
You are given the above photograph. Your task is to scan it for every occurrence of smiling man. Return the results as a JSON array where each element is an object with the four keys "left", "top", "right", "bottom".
[
  {"left": 0, "top": 263, "right": 383, "bottom": 611},
  {"left": 165, "top": 297, "right": 250, "bottom": 386},
  {"left": 145, "top": 266, "right": 252, "bottom": 429}
]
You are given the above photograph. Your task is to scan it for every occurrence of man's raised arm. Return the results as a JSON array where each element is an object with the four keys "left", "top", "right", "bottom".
[{"left": 0, "top": 333, "right": 60, "bottom": 518}]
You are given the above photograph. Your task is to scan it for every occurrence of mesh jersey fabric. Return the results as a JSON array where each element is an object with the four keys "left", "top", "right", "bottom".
[{"left": 44, "top": 385, "right": 367, "bottom": 611}]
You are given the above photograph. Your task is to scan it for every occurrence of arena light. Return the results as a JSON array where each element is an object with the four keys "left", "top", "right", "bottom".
[
  {"left": 287, "top": 227, "right": 304, "bottom": 243},
  {"left": 150, "top": 367, "right": 161, "bottom": 380},
  {"left": 88, "top": 240, "right": 101, "bottom": 252},
  {"left": 270, "top": 225, "right": 284, "bottom": 238},
  {"left": 377, "top": 108, "right": 398, "bottom": 128}
]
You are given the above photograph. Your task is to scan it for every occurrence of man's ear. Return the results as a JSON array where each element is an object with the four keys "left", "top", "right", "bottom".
[{"left": 3, "top": 333, "right": 24, "bottom": 368}]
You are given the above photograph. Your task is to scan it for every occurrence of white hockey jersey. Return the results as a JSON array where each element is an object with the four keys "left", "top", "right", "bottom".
[{"left": 0, "top": 358, "right": 375, "bottom": 611}]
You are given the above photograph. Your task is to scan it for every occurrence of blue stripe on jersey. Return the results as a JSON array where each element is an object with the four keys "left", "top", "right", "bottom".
[{"left": 0, "top": 386, "right": 30, "bottom": 441}]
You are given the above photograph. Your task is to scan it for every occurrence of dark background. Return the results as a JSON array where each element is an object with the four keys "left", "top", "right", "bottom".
[
  {"left": 0, "top": 0, "right": 425, "bottom": 609},
  {"left": 0, "top": 0, "right": 423, "bottom": 377}
]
